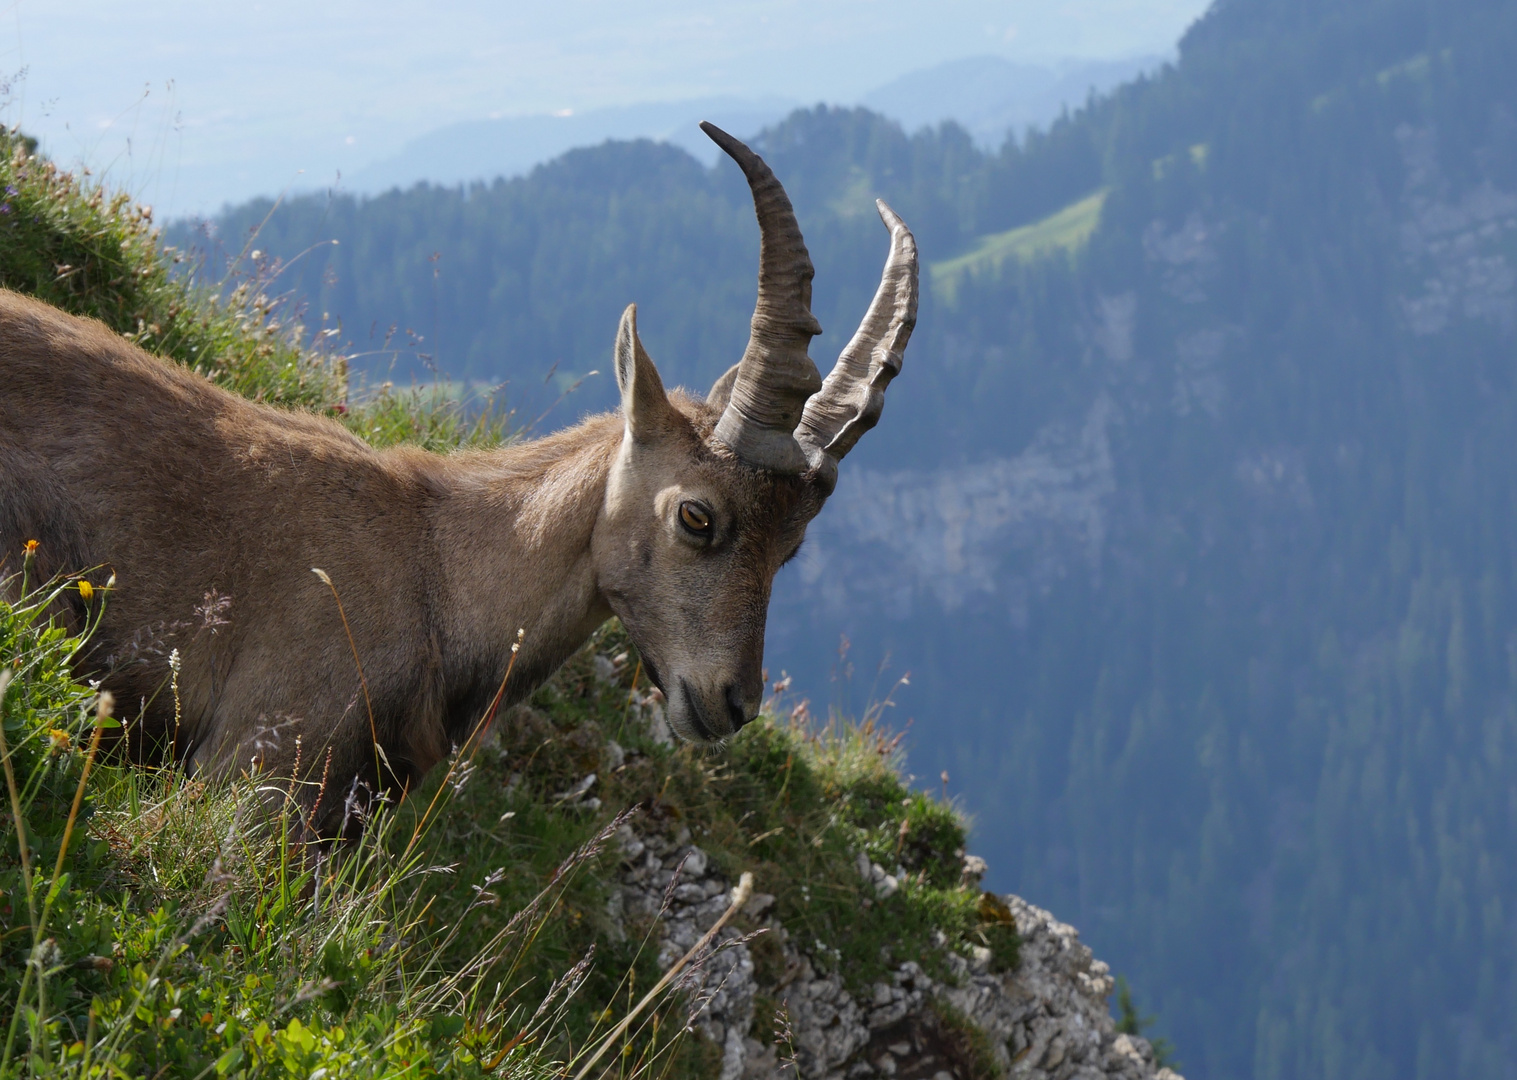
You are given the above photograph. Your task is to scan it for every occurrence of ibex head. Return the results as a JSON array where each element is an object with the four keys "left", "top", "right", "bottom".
[{"left": 593, "top": 123, "right": 917, "bottom": 745}]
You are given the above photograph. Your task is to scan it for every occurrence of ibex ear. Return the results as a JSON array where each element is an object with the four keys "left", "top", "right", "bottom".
[
  {"left": 707, "top": 364, "right": 740, "bottom": 414},
  {"left": 614, "top": 304, "right": 673, "bottom": 441}
]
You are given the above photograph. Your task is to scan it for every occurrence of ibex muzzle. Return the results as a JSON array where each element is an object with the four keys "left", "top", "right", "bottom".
[{"left": 0, "top": 124, "right": 917, "bottom": 825}]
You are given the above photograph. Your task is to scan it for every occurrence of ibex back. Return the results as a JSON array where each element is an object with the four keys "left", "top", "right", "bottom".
[{"left": 0, "top": 124, "right": 917, "bottom": 830}]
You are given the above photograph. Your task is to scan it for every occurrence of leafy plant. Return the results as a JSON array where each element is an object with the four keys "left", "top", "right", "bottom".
[{"left": 1115, "top": 975, "right": 1179, "bottom": 1069}]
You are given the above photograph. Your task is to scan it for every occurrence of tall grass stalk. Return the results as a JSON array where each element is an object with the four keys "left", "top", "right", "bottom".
[
  {"left": 310, "top": 567, "right": 383, "bottom": 787},
  {"left": 570, "top": 872, "right": 754, "bottom": 1080},
  {"left": 0, "top": 667, "right": 36, "bottom": 1072}
]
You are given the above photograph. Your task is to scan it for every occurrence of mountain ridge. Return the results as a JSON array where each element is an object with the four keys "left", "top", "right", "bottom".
[{"left": 261, "top": 53, "right": 1166, "bottom": 203}]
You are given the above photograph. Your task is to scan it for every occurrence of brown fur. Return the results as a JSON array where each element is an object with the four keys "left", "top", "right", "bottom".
[{"left": 0, "top": 291, "right": 827, "bottom": 827}]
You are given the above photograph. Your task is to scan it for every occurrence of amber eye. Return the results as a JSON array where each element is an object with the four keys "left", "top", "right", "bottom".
[{"left": 679, "top": 501, "right": 712, "bottom": 534}]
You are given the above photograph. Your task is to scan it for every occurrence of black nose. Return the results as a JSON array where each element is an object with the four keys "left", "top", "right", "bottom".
[{"left": 724, "top": 683, "right": 752, "bottom": 733}]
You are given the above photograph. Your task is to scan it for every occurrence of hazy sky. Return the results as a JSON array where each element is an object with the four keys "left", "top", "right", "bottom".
[{"left": 3, "top": 0, "right": 1210, "bottom": 216}]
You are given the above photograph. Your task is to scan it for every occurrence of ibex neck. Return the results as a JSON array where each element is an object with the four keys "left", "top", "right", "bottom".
[{"left": 428, "top": 415, "right": 623, "bottom": 738}]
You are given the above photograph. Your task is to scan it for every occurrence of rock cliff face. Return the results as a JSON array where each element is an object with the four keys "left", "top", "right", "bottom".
[
  {"left": 781, "top": 396, "right": 1117, "bottom": 628},
  {"left": 611, "top": 819, "right": 1183, "bottom": 1080}
]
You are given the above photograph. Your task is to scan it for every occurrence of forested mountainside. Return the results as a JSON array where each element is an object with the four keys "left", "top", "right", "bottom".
[{"left": 173, "top": 0, "right": 1517, "bottom": 1076}]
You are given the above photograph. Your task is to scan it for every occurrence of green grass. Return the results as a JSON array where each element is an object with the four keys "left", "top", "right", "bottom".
[
  {"left": 343, "top": 381, "right": 516, "bottom": 452},
  {"left": 929, "top": 189, "right": 1108, "bottom": 305},
  {"left": 0, "top": 588, "right": 1015, "bottom": 1078},
  {"left": 0, "top": 126, "right": 502, "bottom": 454},
  {"left": 928, "top": 1000, "right": 1001, "bottom": 1080},
  {"left": 0, "top": 130, "right": 1016, "bottom": 1078},
  {"left": 0, "top": 131, "right": 341, "bottom": 411},
  {"left": 444, "top": 627, "right": 1011, "bottom": 998},
  {"left": 0, "top": 586, "right": 712, "bottom": 1078}
]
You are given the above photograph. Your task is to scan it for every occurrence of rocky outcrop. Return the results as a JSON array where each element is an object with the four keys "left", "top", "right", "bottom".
[
  {"left": 610, "top": 819, "right": 1183, "bottom": 1080},
  {"left": 780, "top": 396, "right": 1117, "bottom": 627},
  {"left": 1395, "top": 122, "right": 1517, "bottom": 337}
]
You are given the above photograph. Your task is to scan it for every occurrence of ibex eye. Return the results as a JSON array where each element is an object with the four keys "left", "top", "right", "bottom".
[{"left": 679, "top": 501, "right": 712, "bottom": 534}]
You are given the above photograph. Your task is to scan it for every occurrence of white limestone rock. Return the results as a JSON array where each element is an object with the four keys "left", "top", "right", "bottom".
[{"left": 609, "top": 815, "right": 1183, "bottom": 1080}]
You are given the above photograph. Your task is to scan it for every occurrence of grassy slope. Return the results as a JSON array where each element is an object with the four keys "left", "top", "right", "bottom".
[
  {"left": 0, "top": 133, "right": 1014, "bottom": 1079},
  {"left": 928, "top": 188, "right": 1108, "bottom": 305}
]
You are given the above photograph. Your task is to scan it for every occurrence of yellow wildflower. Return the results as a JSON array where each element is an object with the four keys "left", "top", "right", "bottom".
[
  {"left": 23, "top": 539, "right": 38, "bottom": 555},
  {"left": 77, "top": 579, "right": 93, "bottom": 601},
  {"left": 48, "top": 728, "right": 70, "bottom": 753}
]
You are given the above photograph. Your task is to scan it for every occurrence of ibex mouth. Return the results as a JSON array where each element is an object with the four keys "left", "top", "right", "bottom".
[
  {"left": 679, "top": 678, "right": 720, "bottom": 743},
  {"left": 641, "top": 654, "right": 668, "bottom": 697}
]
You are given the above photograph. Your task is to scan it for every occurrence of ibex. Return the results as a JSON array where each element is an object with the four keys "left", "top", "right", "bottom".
[{"left": 0, "top": 124, "right": 917, "bottom": 829}]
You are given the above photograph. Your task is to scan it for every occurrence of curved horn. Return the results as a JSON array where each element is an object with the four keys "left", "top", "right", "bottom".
[
  {"left": 795, "top": 199, "right": 918, "bottom": 493},
  {"left": 701, "top": 121, "right": 822, "bottom": 474}
]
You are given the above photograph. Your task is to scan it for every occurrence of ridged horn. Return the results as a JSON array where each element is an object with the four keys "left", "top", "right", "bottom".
[
  {"left": 701, "top": 121, "right": 822, "bottom": 474},
  {"left": 795, "top": 199, "right": 918, "bottom": 494}
]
